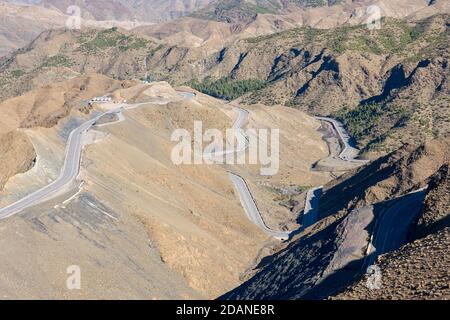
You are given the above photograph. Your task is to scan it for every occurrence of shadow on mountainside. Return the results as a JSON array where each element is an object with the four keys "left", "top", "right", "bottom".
[{"left": 220, "top": 190, "right": 429, "bottom": 300}]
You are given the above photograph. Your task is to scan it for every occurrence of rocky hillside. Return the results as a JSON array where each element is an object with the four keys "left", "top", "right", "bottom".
[
  {"left": 191, "top": 0, "right": 292, "bottom": 23},
  {"left": 334, "top": 165, "right": 449, "bottom": 300},
  {"left": 0, "top": 73, "right": 134, "bottom": 191},
  {"left": 191, "top": 0, "right": 441, "bottom": 24},
  {"left": 221, "top": 138, "right": 449, "bottom": 299},
  {"left": 2, "top": 13, "right": 448, "bottom": 157},
  {"left": 0, "top": 81, "right": 329, "bottom": 299},
  {"left": 4, "top": 0, "right": 214, "bottom": 23},
  {"left": 149, "top": 13, "right": 448, "bottom": 156},
  {"left": 0, "top": 27, "right": 159, "bottom": 101},
  {"left": 2, "top": 0, "right": 445, "bottom": 59},
  {"left": 414, "top": 164, "right": 449, "bottom": 239},
  {"left": 0, "top": 131, "right": 36, "bottom": 191},
  {"left": 0, "top": 2, "right": 67, "bottom": 57},
  {"left": 318, "top": 138, "right": 450, "bottom": 219}
]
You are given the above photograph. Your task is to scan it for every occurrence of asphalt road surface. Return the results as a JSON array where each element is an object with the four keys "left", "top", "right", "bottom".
[
  {"left": 315, "top": 116, "right": 368, "bottom": 163},
  {"left": 368, "top": 189, "right": 427, "bottom": 264},
  {"left": 203, "top": 106, "right": 249, "bottom": 162},
  {"left": 227, "top": 106, "right": 324, "bottom": 239},
  {"left": 0, "top": 92, "right": 193, "bottom": 219},
  {"left": 229, "top": 173, "right": 291, "bottom": 240}
]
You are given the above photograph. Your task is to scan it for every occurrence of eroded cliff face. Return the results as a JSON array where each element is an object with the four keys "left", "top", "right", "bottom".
[
  {"left": 335, "top": 165, "right": 450, "bottom": 300},
  {"left": 414, "top": 164, "right": 449, "bottom": 239}
]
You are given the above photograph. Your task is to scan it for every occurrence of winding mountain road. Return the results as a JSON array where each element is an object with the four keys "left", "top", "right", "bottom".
[
  {"left": 315, "top": 116, "right": 368, "bottom": 163},
  {"left": 0, "top": 92, "right": 195, "bottom": 219},
  {"left": 229, "top": 173, "right": 291, "bottom": 240},
  {"left": 0, "top": 91, "right": 346, "bottom": 242},
  {"left": 226, "top": 106, "right": 319, "bottom": 240}
]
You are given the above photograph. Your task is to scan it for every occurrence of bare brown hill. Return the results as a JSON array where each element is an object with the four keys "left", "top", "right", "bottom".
[
  {"left": 0, "top": 2, "right": 67, "bottom": 58},
  {"left": 414, "top": 164, "right": 450, "bottom": 239},
  {"left": 0, "top": 73, "right": 134, "bottom": 191},
  {"left": 0, "top": 27, "right": 159, "bottom": 101},
  {"left": 318, "top": 138, "right": 450, "bottom": 220},
  {"left": 4, "top": 0, "right": 214, "bottom": 23},
  {"left": 134, "top": 0, "right": 448, "bottom": 53},
  {"left": 0, "top": 82, "right": 329, "bottom": 299},
  {"left": 0, "top": 131, "right": 36, "bottom": 191}
]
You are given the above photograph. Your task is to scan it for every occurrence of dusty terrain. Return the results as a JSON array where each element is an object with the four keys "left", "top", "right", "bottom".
[
  {"left": 335, "top": 227, "right": 449, "bottom": 300},
  {"left": 1, "top": 7, "right": 447, "bottom": 158},
  {"left": 0, "top": 82, "right": 329, "bottom": 298},
  {"left": 147, "top": 13, "right": 449, "bottom": 156},
  {"left": 0, "top": 73, "right": 135, "bottom": 193},
  {"left": 0, "top": 27, "right": 157, "bottom": 101},
  {"left": 0, "top": 1, "right": 448, "bottom": 301},
  {"left": 335, "top": 164, "right": 449, "bottom": 300},
  {"left": 0, "top": 131, "right": 36, "bottom": 191},
  {"left": 221, "top": 138, "right": 450, "bottom": 300}
]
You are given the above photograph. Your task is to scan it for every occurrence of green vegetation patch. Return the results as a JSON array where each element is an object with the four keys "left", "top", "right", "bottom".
[
  {"left": 0, "top": 78, "right": 8, "bottom": 87},
  {"left": 43, "top": 55, "right": 73, "bottom": 68},
  {"left": 188, "top": 77, "right": 268, "bottom": 100},
  {"left": 334, "top": 103, "right": 384, "bottom": 141},
  {"left": 11, "top": 69, "right": 25, "bottom": 77},
  {"left": 191, "top": 0, "right": 281, "bottom": 22},
  {"left": 80, "top": 28, "right": 150, "bottom": 53},
  {"left": 147, "top": 44, "right": 164, "bottom": 58},
  {"left": 244, "top": 16, "right": 434, "bottom": 56}
]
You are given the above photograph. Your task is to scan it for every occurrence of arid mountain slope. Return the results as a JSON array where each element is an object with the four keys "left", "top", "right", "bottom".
[
  {"left": 2, "top": 14, "right": 448, "bottom": 158},
  {"left": 414, "top": 164, "right": 450, "bottom": 238},
  {"left": 335, "top": 165, "right": 449, "bottom": 300},
  {"left": 5, "top": 0, "right": 214, "bottom": 22},
  {"left": 0, "top": 82, "right": 330, "bottom": 298},
  {"left": 0, "top": 28, "right": 158, "bottom": 100},
  {"left": 0, "top": 73, "right": 134, "bottom": 191},
  {"left": 134, "top": 0, "right": 448, "bottom": 51},
  {"left": 0, "top": 2, "right": 67, "bottom": 57},
  {"left": 192, "top": 0, "right": 445, "bottom": 25},
  {"left": 0, "top": 131, "right": 36, "bottom": 191},
  {"left": 149, "top": 14, "right": 448, "bottom": 156},
  {"left": 318, "top": 138, "right": 450, "bottom": 220},
  {"left": 221, "top": 138, "right": 449, "bottom": 300},
  {"left": 1, "top": 0, "right": 446, "bottom": 59}
]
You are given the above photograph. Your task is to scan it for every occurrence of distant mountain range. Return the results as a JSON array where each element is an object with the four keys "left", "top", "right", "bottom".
[
  {"left": 4, "top": 0, "right": 213, "bottom": 22},
  {"left": 4, "top": 0, "right": 346, "bottom": 23}
]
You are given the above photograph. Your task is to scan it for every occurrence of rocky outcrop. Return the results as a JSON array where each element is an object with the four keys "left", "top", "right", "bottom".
[
  {"left": 415, "top": 164, "right": 450, "bottom": 239},
  {"left": 333, "top": 162, "right": 450, "bottom": 300},
  {"left": 0, "top": 131, "right": 36, "bottom": 191},
  {"left": 318, "top": 138, "right": 450, "bottom": 219},
  {"left": 221, "top": 138, "right": 450, "bottom": 300},
  {"left": 335, "top": 227, "right": 450, "bottom": 300}
]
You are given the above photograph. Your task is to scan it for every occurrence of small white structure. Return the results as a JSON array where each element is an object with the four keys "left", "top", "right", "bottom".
[{"left": 90, "top": 96, "right": 112, "bottom": 103}]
